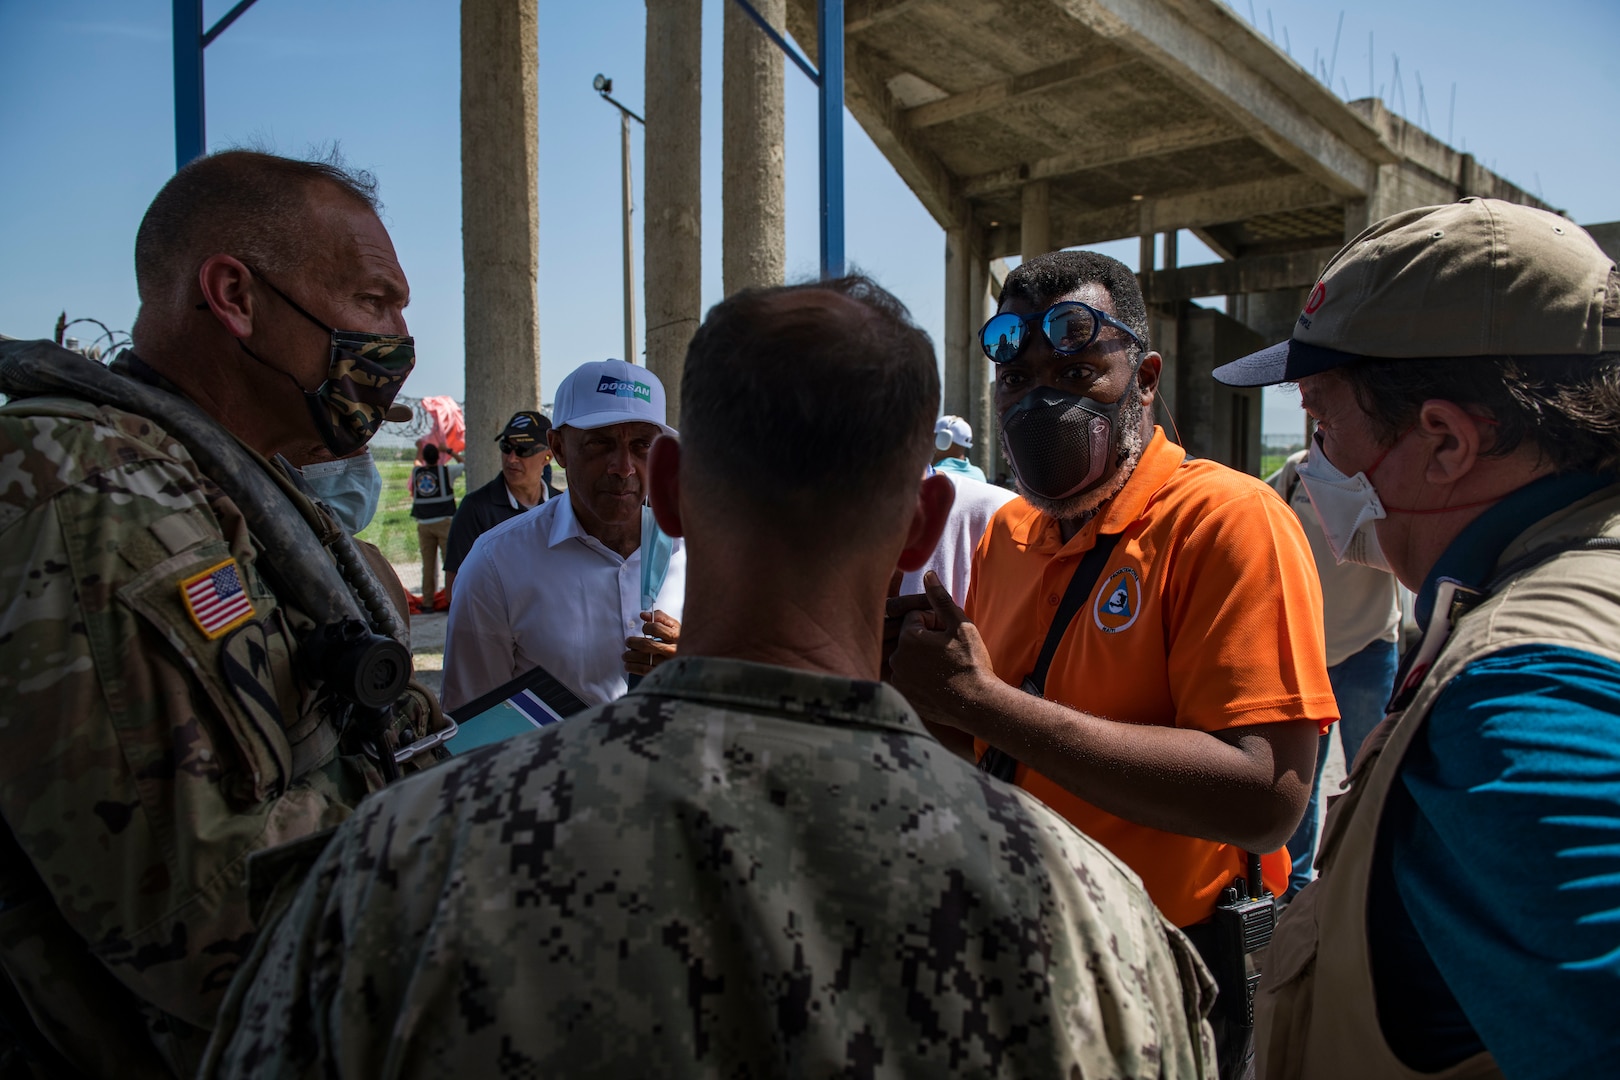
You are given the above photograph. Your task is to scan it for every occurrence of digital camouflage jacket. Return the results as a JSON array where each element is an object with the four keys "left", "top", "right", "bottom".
[
  {"left": 204, "top": 656, "right": 1217, "bottom": 1079},
  {"left": 0, "top": 364, "right": 443, "bottom": 1078}
]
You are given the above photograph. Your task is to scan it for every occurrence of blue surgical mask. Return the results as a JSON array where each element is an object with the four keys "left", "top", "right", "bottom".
[
  {"left": 640, "top": 503, "right": 677, "bottom": 611},
  {"left": 301, "top": 449, "right": 384, "bottom": 535}
]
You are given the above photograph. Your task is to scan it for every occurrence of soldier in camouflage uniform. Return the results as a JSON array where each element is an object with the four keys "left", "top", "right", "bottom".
[
  {"left": 0, "top": 151, "right": 446, "bottom": 1078},
  {"left": 203, "top": 276, "right": 1216, "bottom": 1078}
]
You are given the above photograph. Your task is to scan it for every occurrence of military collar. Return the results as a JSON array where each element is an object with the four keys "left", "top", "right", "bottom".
[
  {"left": 113, "top": 350, "right": 181, "bottom": 394},
  {"left": 632, "top": 656, "right": 926, "bottom": 738}
]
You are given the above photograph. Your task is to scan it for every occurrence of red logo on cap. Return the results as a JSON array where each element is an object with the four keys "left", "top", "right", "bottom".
[{"left": 1304, "top": 282, "right": 1327, "bottom": 315}]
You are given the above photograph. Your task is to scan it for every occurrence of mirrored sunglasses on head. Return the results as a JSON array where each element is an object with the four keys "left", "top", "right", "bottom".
[
  {"left": 500, "top": 440, "right": 544, "bottom": 458},
  {"left": 980, "top": 300, "right": 1142, "bottom": 365}
]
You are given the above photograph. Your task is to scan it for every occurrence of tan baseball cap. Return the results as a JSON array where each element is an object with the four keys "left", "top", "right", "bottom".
[{"left": 1214, "top": 198, "right": 1619, "bottom": 386}]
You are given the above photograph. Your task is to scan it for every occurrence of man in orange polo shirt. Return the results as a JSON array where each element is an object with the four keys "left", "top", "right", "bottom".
[{"left": 890, "top": 249, "right": 1336, "bottom": 1080}]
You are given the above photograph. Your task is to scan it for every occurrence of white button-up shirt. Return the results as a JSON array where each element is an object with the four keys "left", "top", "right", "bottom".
[{"left": 440, "top": 493, "right": 686, "bottom": 711}]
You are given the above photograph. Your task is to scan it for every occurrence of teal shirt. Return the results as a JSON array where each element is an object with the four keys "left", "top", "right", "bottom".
[
  {"left": 935, "top": 456, "right": 986, "bottom": 483},
  {"left": 1373, "top": 473, "right": 1620, "bottom": 1079}
]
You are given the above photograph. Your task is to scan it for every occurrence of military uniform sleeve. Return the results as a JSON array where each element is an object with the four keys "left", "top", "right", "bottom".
[
  {"left": 439, "top": 536, "right": 519, "bottom": 711},
  {"left": 0, "top": 406, "right": 367, "bottom": 1074}
]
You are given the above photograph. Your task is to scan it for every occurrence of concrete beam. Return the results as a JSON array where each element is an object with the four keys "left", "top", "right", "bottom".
[
  {"left": 1586, "top": 221, "right": 1620, "bottom": 264},
  {"left": 1139, "top": 245, "right": 1339, "bottom": 304},
  {"left": 962, "top": 119, "right": 1234, "bottom": 197},
  {"left": 1020, "top": 181, "right": 1050, "bottom": 259},
  {"left": 1057, "top": 0, "right": 1389, "bottom": 197},
  {"left": 847, "top": 0, "right": 928, "bottom": 34},
  {"left": 787, "top": 4, "right": 966, "bottom": 230},
  {"left": 905, "top": 51, "right": 1131, "bottom": 129},
  {"left": 985, "top": 174, "right": 1337, "bottom": 258},
  {"left": 645, "top": 0, "right": 703, "bottom": 425},
  {"left": 461, "top": 0, "right": 540, "bottom": 489},
  {"left": 723, "top": 0, "right": 786, "bottom": 294},
  {"left": 843, "top": 41, "right": 967, "bottom": 229}
]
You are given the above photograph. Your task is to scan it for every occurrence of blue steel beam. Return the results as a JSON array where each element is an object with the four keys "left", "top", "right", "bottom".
[
  {"left": 203, "top": 0, "right": 264, "bottom": 47},
  {"left": 727, "top": 0, "right": 820, "bottom": 85},
  {"left": 173, "top": 0, "right": 205, "bottom": 169},
  {"left": 173, "top": 0, "right": 265, "bottom": 169},
  {"left": 816, "top": 0, "right": 844, "bottom": 278}
]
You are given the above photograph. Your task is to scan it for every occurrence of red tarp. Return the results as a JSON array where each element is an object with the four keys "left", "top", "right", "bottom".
[{"left": 415, "top": 396, "right": 466, "bottom": 461}]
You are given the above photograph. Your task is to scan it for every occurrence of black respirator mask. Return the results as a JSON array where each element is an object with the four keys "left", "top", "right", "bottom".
[{"left": 1000, "top": 387, "right": 1128, "bottom": 501}]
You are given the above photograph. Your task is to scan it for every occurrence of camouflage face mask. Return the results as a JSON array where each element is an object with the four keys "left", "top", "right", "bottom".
[{"left": 238, "top": 269, "right": 416, "bottom": 458}]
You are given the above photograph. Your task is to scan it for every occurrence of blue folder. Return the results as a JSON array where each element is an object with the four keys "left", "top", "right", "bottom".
[{"left": 445, "top": 664, "right": 591, "bottom": 754}]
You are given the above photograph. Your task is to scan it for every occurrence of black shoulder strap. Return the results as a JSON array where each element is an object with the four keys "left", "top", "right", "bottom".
[
  {"left": 979, "top": 531, "right": 1124, "bottom": 781},
  {"left": 1026, "top": 531, "right": 1125, "bottom": 697}
]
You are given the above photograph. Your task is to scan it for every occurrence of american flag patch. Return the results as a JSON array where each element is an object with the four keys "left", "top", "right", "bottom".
[{"left": 179, "top": 559, "right": 255, "bottom": 639}]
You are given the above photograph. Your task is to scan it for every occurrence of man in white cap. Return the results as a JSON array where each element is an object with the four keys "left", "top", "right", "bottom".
[
  {"left": 931, "top": 414, "right": 987, "bottom": 481},
  {"left": 442, "top": 360, "right": 685, "bottom": 710},
  {"left": 1215, "top": 198, "right": 1620, "bottom": 1080}
]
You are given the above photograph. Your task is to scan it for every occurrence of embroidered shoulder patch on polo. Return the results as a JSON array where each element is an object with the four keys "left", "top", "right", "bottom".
[{"left": 179, "top": 558, "right": 256, "bottom": 639}]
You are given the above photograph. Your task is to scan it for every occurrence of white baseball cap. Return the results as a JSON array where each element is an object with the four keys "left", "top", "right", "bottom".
[
  {"left": 551, "top": 359, "right": 677, "bottom": 438},
  {"left": 934, "top": 415, "right": 972, "bottom": 450}
]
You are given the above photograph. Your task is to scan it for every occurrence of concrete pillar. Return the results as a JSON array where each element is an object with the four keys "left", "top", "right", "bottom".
[
  {"left": 1020, "top": 181, "right": 1050, "bottom": 261},
  {"left": 644, "top": 0, "right": 703, "bottom": 426},
  {"left": 722, "top": 0, "right": 785, "bottom": 295},
  {"left": 1162, "top": 229, "right": 1177, "bottom": 269},
  {"left": 461, "top": 0, "right": 540, "bottom": 489},
  {"left": 1139, "top": 233, "right": 1155, "bottom": 273},
  {"left": 970, "top": 253, "right": 1000, "bottom": 482},
  {"left": 943, "top": 226, "right": 972, "bottom": 420},
  {"left": 1174, "top": 303, "right": 1214, "bottom": 460}
]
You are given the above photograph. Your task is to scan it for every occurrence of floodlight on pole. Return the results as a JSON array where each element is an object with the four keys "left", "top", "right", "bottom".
[{"left": 595, "top": 75, "right": 646, "bottom": 366}]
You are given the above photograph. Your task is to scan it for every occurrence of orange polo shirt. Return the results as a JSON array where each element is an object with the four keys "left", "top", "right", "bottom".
[{"left": 967, "top": 429, "right": 1337, "bottom": 927}]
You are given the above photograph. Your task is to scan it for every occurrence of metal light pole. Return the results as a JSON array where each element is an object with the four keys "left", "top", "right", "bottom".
[{"left": 594, "top": 75, "right": 646, "bottom": 365}]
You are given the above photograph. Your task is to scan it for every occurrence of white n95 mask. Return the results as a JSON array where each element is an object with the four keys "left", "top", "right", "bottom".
[{"left": 1295, "top": 438, "right": 1392, "bottom": 572}]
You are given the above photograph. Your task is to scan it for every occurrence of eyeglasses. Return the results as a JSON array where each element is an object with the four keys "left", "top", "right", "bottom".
[
  {"left": 500, "top": 441, "right": 544, "bottom": 458},
  {"left": 980, "top": 301, "right": 1143, "bottom": 365}
]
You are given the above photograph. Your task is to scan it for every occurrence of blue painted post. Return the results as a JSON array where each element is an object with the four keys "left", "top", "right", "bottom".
[
  {"left": 817, "top": 0, "right": 844, "bottom": 278},
  {"left": 173, "top": 0, "right": 205, "bottom": 169}
]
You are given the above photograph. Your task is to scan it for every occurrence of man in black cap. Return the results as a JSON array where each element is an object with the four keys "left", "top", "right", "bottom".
[{"left": 443, "top": 410, "right": 560, "bottom": 598}]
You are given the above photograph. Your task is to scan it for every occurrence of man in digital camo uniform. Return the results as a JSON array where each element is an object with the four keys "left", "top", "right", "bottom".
[
  {"left": 203, "top": 276, "right": 1216, "bottom": 1078},
  {"left": 0, "top": 151, "right": 445, "bottom": 1078}
]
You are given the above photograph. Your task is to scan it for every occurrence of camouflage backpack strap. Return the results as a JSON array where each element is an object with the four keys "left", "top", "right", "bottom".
[{"left": 0, "top": 340, "right": 417, "bottom": 781}]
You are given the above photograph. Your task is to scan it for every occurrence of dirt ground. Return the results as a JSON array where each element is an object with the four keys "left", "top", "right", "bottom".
[{"left": 391, "top": 560, "right": 445, "bottom": 698}]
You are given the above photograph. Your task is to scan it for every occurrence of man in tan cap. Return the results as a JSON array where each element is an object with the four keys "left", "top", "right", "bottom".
[{"left": 1215, "top": 198, "right": 1620, "bottom": 1080}]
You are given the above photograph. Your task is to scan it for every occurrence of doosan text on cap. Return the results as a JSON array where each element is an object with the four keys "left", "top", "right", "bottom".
[{"left": 551, "top": 359, "right": 677, "bottom": 438}]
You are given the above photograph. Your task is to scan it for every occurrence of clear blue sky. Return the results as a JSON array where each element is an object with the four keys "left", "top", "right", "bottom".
[{"left": 3, "top": 0, "right": 1617, "bottom": 438}]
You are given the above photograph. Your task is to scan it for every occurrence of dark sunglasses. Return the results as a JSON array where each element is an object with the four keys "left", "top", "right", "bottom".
[
  {"left": 500, "top": 440, "right": 544, "bottom": 458},
  {"left": 980, "top": 300, "right": 1142, "bottom": 365}
]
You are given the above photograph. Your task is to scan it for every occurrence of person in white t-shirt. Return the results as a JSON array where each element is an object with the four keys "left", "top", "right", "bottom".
[
  {"left": 900, "top": 468, "right": 1015, "bottom": 606},
  {"left": 1269, "top": 447, "right": 1401, "bottom": 898},
  {"left": 441, "top": 360, "right": 686, "bottom": 710}
]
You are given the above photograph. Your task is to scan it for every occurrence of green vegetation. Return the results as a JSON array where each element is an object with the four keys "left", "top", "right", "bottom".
[
  {"left": 356, "top": 461, "right": 435, "bottom": 565},
  {"left": 355, "top": 458, "right": 567, "bottom": 565},
  {"left": 1259, "top": 452, "right": 1292, "bottom": 479}
]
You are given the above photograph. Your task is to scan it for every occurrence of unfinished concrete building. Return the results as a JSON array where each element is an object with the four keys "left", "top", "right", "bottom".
[
  {"left": 458, "top": 0, "right": 1564, "bottom": 484},
  {"left": 782, "top": 0, "right": 1554, "bottom": 480}
]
